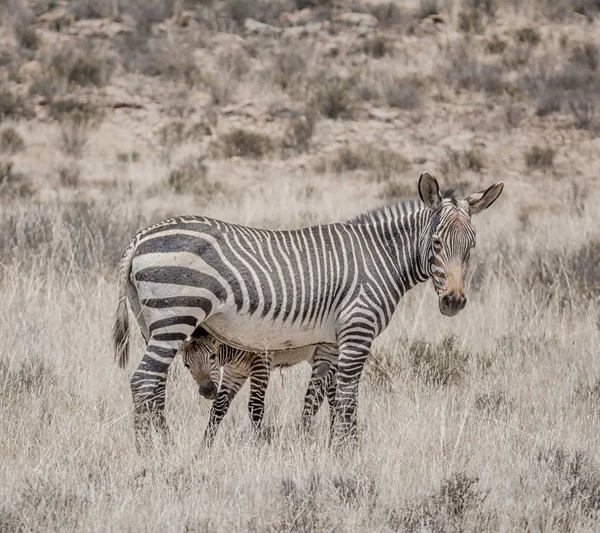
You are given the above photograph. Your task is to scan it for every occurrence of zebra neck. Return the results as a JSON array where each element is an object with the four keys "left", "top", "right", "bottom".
[
  {"left": 381, "top": 202, "right": 433, "bottom": 296},
  {"left": 217, "top": 345, "right": 239, "bottom": 367}
]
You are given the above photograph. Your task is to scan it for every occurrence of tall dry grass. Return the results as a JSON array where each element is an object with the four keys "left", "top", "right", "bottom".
[{"left": 1, "top": 175, "right": 600, "bottom": 531}]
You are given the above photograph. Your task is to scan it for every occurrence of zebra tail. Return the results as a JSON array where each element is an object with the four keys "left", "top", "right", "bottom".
[{"left": 113, "top": 240, "right": 135, "bottom": 368}]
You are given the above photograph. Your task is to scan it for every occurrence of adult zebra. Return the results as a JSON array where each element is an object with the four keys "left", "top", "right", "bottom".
[{"left": 113, "top": 172, "right": 503, "bottom": 446}]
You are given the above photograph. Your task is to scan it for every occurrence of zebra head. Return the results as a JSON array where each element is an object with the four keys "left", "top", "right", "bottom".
[
  {"left": 418, "top": 171, "right": 503, "bottom": 317},
  {"left": 179, "top": 332, "right": 219, "bottom": 400}
]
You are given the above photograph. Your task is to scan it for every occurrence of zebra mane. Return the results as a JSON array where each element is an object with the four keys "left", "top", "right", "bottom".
[{"left": 347, "top": 187, "right": 462, "bottom": 225}]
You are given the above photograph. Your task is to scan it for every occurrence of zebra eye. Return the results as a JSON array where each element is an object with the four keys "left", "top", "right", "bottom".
[
  {"left": 432, "top": 238, "right": 442, "bottom": 252},
  {"left": 209, "top": 354, "right": 217, "bottom": 361},
  {"left": 183, "top": 361, "right": 190, "bottom": 369}
]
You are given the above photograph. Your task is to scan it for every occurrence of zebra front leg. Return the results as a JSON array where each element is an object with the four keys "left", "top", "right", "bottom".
[
  {"left": 203, "top": 373, "right": 247, "bottom": 446},
  {"left": 130, "top": 343, "right": 177, "bottom": 452},
  {"left": 248, "top": 357, "right": 270, "bottom": 435},
  {"left": 300, "top": 344, "right": 338, "bottom": 431},
  {"left": 331, "top": 333, "right": 373, "bottom": 447}
]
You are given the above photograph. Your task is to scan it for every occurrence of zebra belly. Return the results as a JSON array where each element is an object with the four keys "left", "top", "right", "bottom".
[
  {"left": 202, "top": 313, "right": 336, "bottom": 352},
  {"left": 270, "top": 345, "right": 318, "bottom": 368}
]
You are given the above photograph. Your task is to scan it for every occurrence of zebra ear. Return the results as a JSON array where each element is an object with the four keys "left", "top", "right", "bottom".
[
  {"left": 466, "top": 182, "right": 504, "bottom": 215},
  {"left": 418, "top": 171, "right": 442, "bottom": 210}
]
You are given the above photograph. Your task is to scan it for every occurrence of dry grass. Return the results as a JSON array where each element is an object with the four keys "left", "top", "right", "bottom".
[{"left": 2, "top": 0, "right": 600, "bottom": 530}]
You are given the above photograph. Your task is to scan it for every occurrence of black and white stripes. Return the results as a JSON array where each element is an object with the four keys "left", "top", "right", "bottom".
[{"left": 113, "top": 172, "right": 503, "bottom": 446}]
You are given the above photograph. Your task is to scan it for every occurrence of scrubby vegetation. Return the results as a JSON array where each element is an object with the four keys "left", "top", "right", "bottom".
[{"left": 1, "top": 0, "right": 600, "bottom": 531}]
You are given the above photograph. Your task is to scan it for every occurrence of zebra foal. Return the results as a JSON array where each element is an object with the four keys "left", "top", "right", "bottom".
[
  {"left": 179, "top": 328, "right": 338, "bottom": 444},
  {"left": 113, "top": 172, "right": 503, "bottom": 447}
]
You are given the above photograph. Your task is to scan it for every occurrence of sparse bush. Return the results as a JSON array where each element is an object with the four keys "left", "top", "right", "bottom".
[
  {"left": 515, "top": 27, "right": 541, "bottom": 46},
  {"left": 440, "top": 148, "right": 484, "bottom": 176},
  {"left": 391, "top": 473, "right": 493, "bottom": 531},
  {"left": 351, "top": 34, "right": 391, "bottom": 58},
  {"left": 444, "top": 43, "right": 506, "bottom": 93},
  {"left": 538, "top": 448, "right": 600, "bottom": 517},
  {"left": 283, "top": 110, "right": 317, "bottom": 153},
  {"left": 383, "top": 77, "right": 423, "bottom": 110},
  {"left": 124, "top": 0, "right": 175, "bottom": 35},
  {"left": 57, "top": 164, "right": 81, "bottom": 188},
  {"left": 14, "top": 21, "right": 39, "bottom": 51},
  {"left": 223, "top": 0, "right": 293, "bottom": 28},
  {"left": 379, "top": 181, "right": 413, "bottom": 200},
  {"left": 271, "top": 45, "right": 309, "bottom": 92},
  {"left": 325, "top": 145, "right": 410, "bottom": 177},
  {"left": 0, "top": 89, "right": 31, "bottom": 121},
  {"left": 68, "top": 0, "right": 112, "bottom": 20},
  {"left": 0, "top": 357, "right": 55, "bottom": 395},
  {"left": 369, "top": 2, "right": 411, "bottom": 28},
  {"left": 486, "top": 36, "right": 506, "bottom": 54},
  {"left": 525, "top": 145, "right": 555, "bottom": 168},
  {"left": 50, "top": 48, "right": 111, "bottom": 88},
  {"left": 417, "top": 0, "right": 439, "bottom": 19},
  {"left": 0, "top": 128, "right": 25, "bottom": 154},
  {"left": 218, "top": 129, "right": 273, "bottom": 159},
  {"left": 168, "top": 157, "right": 208, "bottom": 193},
  {"left": 410, "top": 334, "right": 471, "bottom": 386},
  {"left": 474, "top": 391, "right": 513, "bottom": 418},
  {"left": 0, "top": 161, "right": 33, "bottom": 197},
  {"left": 313, "top": 78, "right": 353, "bottom": 119},
  {"left": 49, "top": 98, "right": 104, "bottom": 125},
  {"left": 569, "top": 91, "right": 597, "bottom": 131},
  {"left": 366, "top": 334, "right": 470, "bottom": 388},
  {"left": 138, "top": 46, "right": 200, "bottom": 86},
  {"left": 116, "top": 151, "right": 140, "bottom": 163},
  {"left": 59, "top": 121, "right": 88, "bottom": 158}
]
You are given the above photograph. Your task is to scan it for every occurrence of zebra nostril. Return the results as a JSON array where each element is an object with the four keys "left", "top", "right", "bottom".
[{"left": 459, "top": 295, "right": 467, "bottom": 309}]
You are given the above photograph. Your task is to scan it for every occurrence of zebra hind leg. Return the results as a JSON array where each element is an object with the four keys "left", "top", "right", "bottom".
[{"left": 203, "top": 372, "right": 247, "bottom": 447}]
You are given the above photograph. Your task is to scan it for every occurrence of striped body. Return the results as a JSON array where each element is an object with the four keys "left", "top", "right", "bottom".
[
  {"left": 179, "top": 331, "right": 338, "bottom": 444},
  {"left": 113, "top": 172, "right": 503, "bottom": 446}
]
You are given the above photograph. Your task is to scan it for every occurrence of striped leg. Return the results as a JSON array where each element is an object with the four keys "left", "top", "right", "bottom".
[
  {"left": 203, "top": 372, "right": 247, "bottom": 446},
  {"left": 332, "top": 330, "right": 374, "bottom": 446},
  {"left": 248, "top": 358, "right": 270, "bottom": 433},
  {"left": 130, "top": 341, "right": 176, "bottom": 451},
  {"left": 300, "top": 344, "right": 338, "bottom": 431}
]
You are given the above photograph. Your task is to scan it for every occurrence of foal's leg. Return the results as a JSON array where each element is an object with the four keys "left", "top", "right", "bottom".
[{"left": 203, "top": 369, "right": 247, "bottom": 446}]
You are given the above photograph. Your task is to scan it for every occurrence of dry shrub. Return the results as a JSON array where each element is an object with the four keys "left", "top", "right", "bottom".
[
  {"left": 486, "top": 35, "right": 507, "bottom": 54},
  {"left": 123, "top": 0, "right": 175, "bottom": 35},
  {"left": 473, "top": 391, "right": 513, "bottom": 419},
  {"left": 313, "top": 78, "right": 354, "bottom": 119},
  {"left": 270, "top": 44, "right": 309, "bottom": 92},
  {"left": 444, "top": 42, "right": 506, "bottom": 94},
  {"left": 379, "top": 181, "right": 414, "bottom": 201},
  {"left": 515, "top": 27, "right": 541, "bottom": 46},
  {"left": 523, "top": 46, "right": 600, "bottom": 122},
  {"left": 368, "top": 2, "right": 411, "bottom": 28},
  {"left": 14, "top": 20, "right": 39, "bottom": 51},
  {"left": 525, "top": 145, "right": 555, "bottom": 168},
  {"left": 0, "top": 127, "right": 25, "bottom": 154},
  {"left": 68, "top": 0, "right": 113, "bottom": 20},
  {"left": 0, "top": 89, "right": 32, "bottom": 121},
  {"left": 417, "top": 0, "right": 440, "bottom": 19},
  {"left": 351, "top": 34, "right": 392, "bottom": 58},
  {"left": 0, "top": 161, "right": 33, "bottom": 198},
  {"left": 354, "top": 69, "right": 423, "bottom": 110},
  {"left": 525, "top": 238, "right": 600, "bottom": 306},
  {"left": 218, "top": 129, "right": 273, "bottom": 159},
  {"left": 458, "top": 0, "right": 498, "bottom": 34},
  {"left": 324, "top": 145, "right": 409, "bottom": 178},
  {"left": 366, "top": 334, "right": 471, "bottom": 389},
  {"left": 223, "top": 0, "right": 293, "bottom": 28},
  {"left": 389, "top": 473, "right": 493, "bottom": 531},
  {"left": 440, "top": 148, "right": 484, "bottom": 178},
  {"left": 49, "top": 98, "right": 104, "bottom": 125},
  {"left": 282, "top": 110, "right": 317, "bottom": 153},
  {"left": 49, "top": 48, "right": 110, "bottom": 88},
  {"left": 58, "top": 164, "right": 81, "bottom": 188},
  {"left": 0, "top": 199, "right": 149, "bottom": 274},
  {"left": 538, "top": 448, "right": 600, "bottom": 518},
  {"left": 0, "top": 357, "right": 55, "bottom": 396}
]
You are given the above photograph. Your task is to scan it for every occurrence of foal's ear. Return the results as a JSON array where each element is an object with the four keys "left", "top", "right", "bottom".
[
  {"left": 465, "top": 182, "right": 504, "bottom": 215},
  {"left": 418, "top": 171, "right": 442, "bottom": 210}
]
